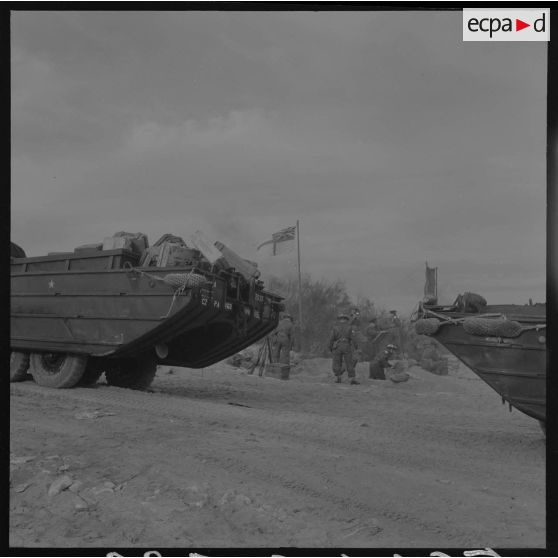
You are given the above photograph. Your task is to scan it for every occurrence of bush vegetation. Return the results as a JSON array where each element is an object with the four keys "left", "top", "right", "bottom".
[{"left": 266, "top": 274, "right": 448, "bottom": 373}]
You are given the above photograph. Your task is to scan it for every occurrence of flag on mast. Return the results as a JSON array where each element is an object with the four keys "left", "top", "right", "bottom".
[
  {"left": 424, "top": 262, "right": 438, "bottom": 300},
  {"left": 257, "top": 225, "right": 296, "bottom": 256}
]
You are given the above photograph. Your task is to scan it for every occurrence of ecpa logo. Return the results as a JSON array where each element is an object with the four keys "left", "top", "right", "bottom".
[{"left": 463, "top": 9, "right": 549, "bottom": 41}]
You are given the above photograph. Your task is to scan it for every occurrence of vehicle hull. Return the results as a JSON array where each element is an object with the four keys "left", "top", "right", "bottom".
[
  {"left": 11, "top": 250, "right": 282, "bottom": 368},
  {"left": 420, "top": 305, "right": 546, "bottom": 423}
]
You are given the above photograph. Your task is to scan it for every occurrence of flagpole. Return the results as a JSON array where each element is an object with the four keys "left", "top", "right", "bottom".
[{"left": 296, "top": 220, "right": 303, "bottom": 330}]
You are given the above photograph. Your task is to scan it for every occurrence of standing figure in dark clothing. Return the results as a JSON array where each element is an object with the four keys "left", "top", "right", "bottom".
[
  {"left": 329, "top": 314, "right": 358, "bottom": 385},
  {"left": 271, "top": 313, "right": 294, "bottom": 365},
  {"left": 369, "top": 344, "right": 397, "bottom": 380},
  {"left": 349, "top": 307, "right": 361, "bottom": 328},
  {"left": 348, "top": 307, "right": 362, "bottom": 369},
  {"left": 389, "top": 310, "right": 402, "bottom": 356}
]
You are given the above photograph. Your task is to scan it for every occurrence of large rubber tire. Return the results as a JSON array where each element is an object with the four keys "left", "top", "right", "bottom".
[
  {"left": 105, "top": 357, "right": 157, "bottom": 390},
  {"left": 29, "top": 352, "right": 87, "bottom": 388},
  {"left": 10, "top": 351, "right": 30, "bottom": 382},
  {"left": 76, "top": 364, "right": 104, "bottom": 387}
]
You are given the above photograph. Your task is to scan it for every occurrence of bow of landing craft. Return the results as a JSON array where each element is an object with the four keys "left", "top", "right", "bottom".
[{"left": 10, "top": 233, "right": 283, "bottom": 390}]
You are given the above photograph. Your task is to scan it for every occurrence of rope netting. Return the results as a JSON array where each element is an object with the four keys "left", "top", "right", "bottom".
[
  {"left": 128, "top": 269, "right": 211, "bottom": 318},
  {"left": 135, "top": 269, "right": 208, "bottom": 289},
  {"left": 415, "top": 312, "right": 545, "bottom": 339},
  {"left": 414, "top": 318, "right": 442, "bottom": 335},
  {"left": 462, "top": 316, "right": 523, "bottom": 338}
]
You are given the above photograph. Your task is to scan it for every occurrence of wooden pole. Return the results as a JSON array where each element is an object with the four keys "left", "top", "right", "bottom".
[{"left": 296, "top": 220, "right": 303, "bottom": 329}]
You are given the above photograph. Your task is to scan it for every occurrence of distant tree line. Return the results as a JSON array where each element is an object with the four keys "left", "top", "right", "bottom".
[
  {"left": 266, "top": 274, "right": 449, "bottom": 373},
  {"left": 267, "top": 274, "right": 388, "bottom": 356}
]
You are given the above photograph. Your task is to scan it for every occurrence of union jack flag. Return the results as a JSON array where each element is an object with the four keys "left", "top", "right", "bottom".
[{"left": 257, "top": 225, "right": 296, "bottom": 256}]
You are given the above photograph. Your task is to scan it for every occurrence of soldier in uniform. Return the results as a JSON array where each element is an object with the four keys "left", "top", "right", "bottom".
[
  {"left": 348, "top": 307, "right": 362, "bottom": 369},
  {"left": 349, "top": 307, "right": 361, "bottom": 328},
  {"left": 389, "top": 310, "right": 402, "bottom": 356},
  {"left": 389, "top": 310, "right": 401, "bottom": 328},
  {"left": 328, "top": 313, "right": 359, "bottom": 385},
  {"left": 364, "top": 317, "right": 380, "bottom": 362},
  {"left": 369, "top": 344, "right": 397, "bottom": 380},
  {"left": 271, "top": 312, "right": 294, "bottom": 365}
]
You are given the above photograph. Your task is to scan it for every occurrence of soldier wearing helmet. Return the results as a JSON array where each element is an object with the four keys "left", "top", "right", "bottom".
[
  {"left": 271, "top": 312, "right": 294, "bottom": 365},
  {"left": 328, "top": 313, "right": 359, "bottom": 385},
  {"left": 349, "top": 307, "right": 361, "bottom": 327},
  {"left": 369, "top": 343, "right": 398, "bottom": 380},
  {"left": 388, "top": 310, "right": 402, "bottom": 355},
  {"left": 348, "top": 307, "right": 362, "bottom": 369}
]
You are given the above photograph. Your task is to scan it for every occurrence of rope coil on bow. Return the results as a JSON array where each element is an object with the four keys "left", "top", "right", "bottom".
[
  {"left": 129, "top": 269, "right": 211, "bottom": 318},
  {"left": 415, "top": 308, "right": 546, "bottom": 339},
  {"left": 133, "top": 269, "right": 209, "bottom": 289}
]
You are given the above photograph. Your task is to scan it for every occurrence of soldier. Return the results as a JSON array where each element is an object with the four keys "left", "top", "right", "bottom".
[
  {"left": 349, "top": 307, "right": 362, "bottom": 369},
  {"left": 349, "top": 307, "right": 361, "bottom": 328},
  {"left": 364, "top": 317, "right": 380, "bottom": 362},
  {"left": 389, "top": 310, "right": 401, "bottom": 328},
  {"left": 328, "top": 313, "right": 359, "bottom": 385},
  {"left": 271, "top": 312, "right": 294, "bottom": 365},
  {"left": 389, "top": 310, "right": 402, "bottom": 355},
  {"left": 369, "top": 344, "right": 397, "bottom": 380}
]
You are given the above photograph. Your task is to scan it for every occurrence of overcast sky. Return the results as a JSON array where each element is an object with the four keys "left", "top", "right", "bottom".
[{"left": 11, "top": 10, "right": 547, "bottom": 313}]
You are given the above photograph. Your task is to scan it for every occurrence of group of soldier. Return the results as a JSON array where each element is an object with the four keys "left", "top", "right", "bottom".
[{"left": 269, "top": 306, "right": 402, "bottom": 385}]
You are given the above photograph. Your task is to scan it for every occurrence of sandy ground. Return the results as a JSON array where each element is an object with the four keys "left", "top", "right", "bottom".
[{"left": 10, "top": 357, "right": 545, "bottom": 549}]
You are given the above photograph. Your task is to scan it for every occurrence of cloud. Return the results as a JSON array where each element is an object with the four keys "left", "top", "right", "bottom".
[
  {"left": 10, "top": 11, "right": 546, "bottom": 310},
  {"left": 125, "top": 109, "right": 270, "bottom": 153}
]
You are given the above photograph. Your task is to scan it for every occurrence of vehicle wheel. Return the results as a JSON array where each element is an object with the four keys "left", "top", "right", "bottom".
[
  {"left": 105, "top": 357, "right": 157, "bottom": 390},
  {"left": 77, "top": 363, "right": 104, "bottom": 387},
  {"left": 29, "top": 352, "right": 87, "bottom": 388},
  {"left": 10, "top": 351, "right": 30, "bottom": 382}
]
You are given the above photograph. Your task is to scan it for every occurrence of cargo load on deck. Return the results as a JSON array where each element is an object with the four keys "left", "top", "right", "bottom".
[{"left": 10, "top": 231, "right": 283, "bottom": 390}]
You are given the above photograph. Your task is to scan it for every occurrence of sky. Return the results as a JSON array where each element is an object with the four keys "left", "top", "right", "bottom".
[{"left": 11, "top": 10, "right": 547, "bottom": 313}]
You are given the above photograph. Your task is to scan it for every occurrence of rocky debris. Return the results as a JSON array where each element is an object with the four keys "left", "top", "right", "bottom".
[
  {"left": 255, "top": 502, "right": 289, "bottom": 523},
  {"left": 73, "top": 497, "right": 90, "bottom": 511},
  {"left": 74, "top": 409, "right": 116, "bottom": 420},
  {"left": 143, "top": 488, "right": 161, "bottom": 502},
  {"left": 387, "top": 361, "right": 411, "bottom": 383},
  {"left": 219, "top": 489, "right": 251, "bottom": 508},
  {"left": 10, "top": 455, "right": 36, "bottom": 466},
  {"left": 226, "top": 349, "right": 257, "bottom": 369},
  {"left": 90, "top": 481, "right": 117, "bottom": 497},
  {"left": 14, "top": 483, "right": 31, "bottom": 493},
  {"left": 69, "top": 481, "right": 83, "bottom": 493},
  {"left": 179, "top": 484, "right": 210, "bottom": 508},
  {"left": 340, "top": 518, "right": 382, "bottom": 539},
  {"left": 48, "top": 475, "right": 73, "bottom": 497}
]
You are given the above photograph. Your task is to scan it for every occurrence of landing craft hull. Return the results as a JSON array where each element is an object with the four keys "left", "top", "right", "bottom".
[
  {"left": 11, "top": 248, "right": 283, "bottom": 368},
  {"left": 419, "top": 305, "right": 546, "bottom": 423}
]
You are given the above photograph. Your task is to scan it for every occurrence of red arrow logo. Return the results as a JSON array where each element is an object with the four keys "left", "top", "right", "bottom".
[{"left": 516, "top": 19, "right": 530, "bottom": 31}]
